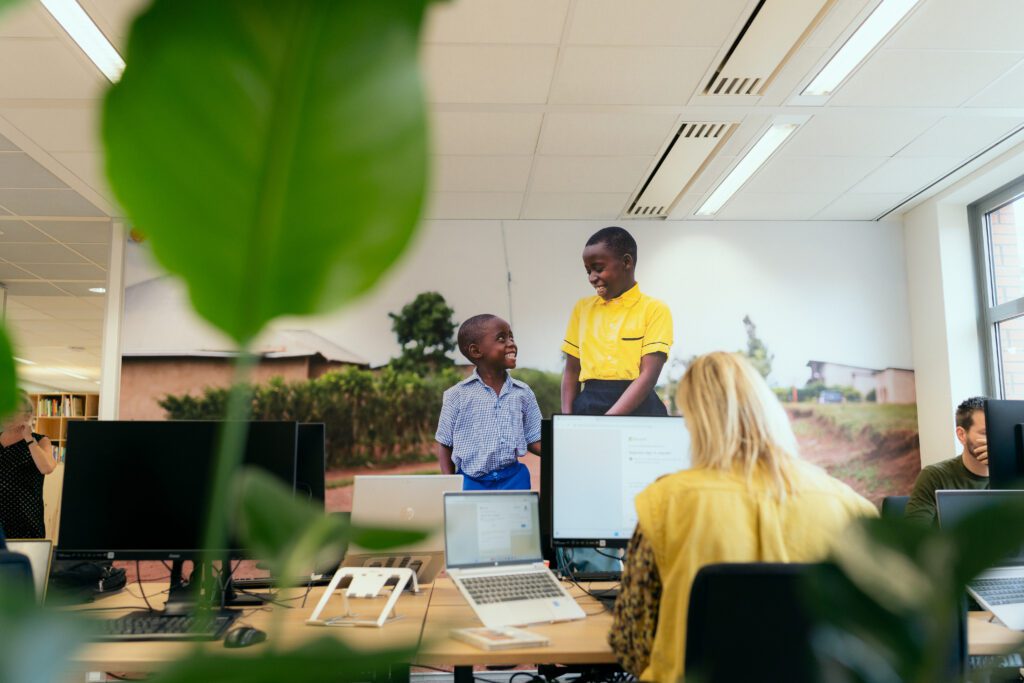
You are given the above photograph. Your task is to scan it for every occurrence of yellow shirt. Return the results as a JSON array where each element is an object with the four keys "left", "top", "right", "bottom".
[
  {"left": 634, "top": 462, "right": 877, "bottom": 683},
  {"left": 560, "top": 283, "right": 673, "bottom": 381}
]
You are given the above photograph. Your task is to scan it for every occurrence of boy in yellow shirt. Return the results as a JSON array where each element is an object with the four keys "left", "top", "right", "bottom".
[{"left": 561, "top": 227, "right": 673, "bottom": 416}]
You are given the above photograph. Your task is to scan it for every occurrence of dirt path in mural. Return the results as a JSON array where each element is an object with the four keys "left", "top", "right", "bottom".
[{"left": 787, "top": 408, "right": 920, "bottom": 506}]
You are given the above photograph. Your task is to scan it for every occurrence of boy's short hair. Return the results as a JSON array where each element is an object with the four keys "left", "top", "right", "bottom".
[
  {"left": 956, "top": 396, "right": 986, "bottom": 431},
  {"left": 457, "top": 314, "right": 498, "bottom": 360},
  {"left": 586, "top": 226, "right": 638, "bottom": 263}
]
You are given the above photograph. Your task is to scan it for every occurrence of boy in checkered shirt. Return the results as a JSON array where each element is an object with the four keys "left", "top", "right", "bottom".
[{"left": 435, "top": 314, "right": 542, "bottom": 490}]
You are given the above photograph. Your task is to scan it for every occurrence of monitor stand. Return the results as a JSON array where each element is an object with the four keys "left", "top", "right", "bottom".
[{"left": 161, "top": 559, "right": 269, "bottom": 615}]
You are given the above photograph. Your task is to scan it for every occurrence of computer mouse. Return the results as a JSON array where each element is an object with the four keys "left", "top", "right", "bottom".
[{"left": 223, "top": 626, "right": 267, "bottom": 649}]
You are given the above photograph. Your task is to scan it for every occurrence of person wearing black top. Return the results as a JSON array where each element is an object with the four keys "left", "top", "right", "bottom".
[{"left": 0, "top": 392, "right": 55, "bottom": 538}]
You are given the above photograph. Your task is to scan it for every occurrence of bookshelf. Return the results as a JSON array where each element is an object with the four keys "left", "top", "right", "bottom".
[{"left": 29, "top": 392, "right": 99, "bottom": 462}]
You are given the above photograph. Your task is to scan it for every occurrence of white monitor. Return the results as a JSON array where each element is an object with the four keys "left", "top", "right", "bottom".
[{"left": 551, "top": 415, "right": 690, "bottom": 547}]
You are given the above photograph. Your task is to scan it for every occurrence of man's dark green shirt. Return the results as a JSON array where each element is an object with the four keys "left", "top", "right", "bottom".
[{"left": 904, "top": 455, "right": 989, "bottom": 524}]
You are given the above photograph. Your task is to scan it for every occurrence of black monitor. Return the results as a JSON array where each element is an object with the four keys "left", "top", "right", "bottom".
[
  {"left": 544, "top": 414, "right": 690, "bottom": 549},
  {"left": 296, "top": 423, "right": 326, "bottom": 509},
  {"left": 984, "top": 399, "right": 1024, "bottom": 489},
  {"left": 56, "top": 420, "right": 298, "bottom": 561}
]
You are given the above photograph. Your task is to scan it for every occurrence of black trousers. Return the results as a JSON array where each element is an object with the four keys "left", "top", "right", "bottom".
[{"left": 572, "top": 379, "right": 668, "bottom": 417}]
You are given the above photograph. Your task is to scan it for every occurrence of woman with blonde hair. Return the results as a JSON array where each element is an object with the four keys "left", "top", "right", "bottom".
[
  {"left": 0, "top": 390, "right": 55, "bottom": 538},
  {"left": 609, "top": 352, "right": 876, "bottom": 682}
]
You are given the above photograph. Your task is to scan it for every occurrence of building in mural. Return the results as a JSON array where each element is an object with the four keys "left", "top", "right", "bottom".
[{"left": 806, "top": 360, "right": 916, "bottom": 404}]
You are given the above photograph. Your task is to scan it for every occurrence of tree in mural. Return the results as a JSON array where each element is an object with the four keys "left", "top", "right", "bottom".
[
  {"left": 741, "top": 314, "right": 773, "bottom": 379},
  {"left": 388, "top": 291, "right": 457, "bottom": 375}
]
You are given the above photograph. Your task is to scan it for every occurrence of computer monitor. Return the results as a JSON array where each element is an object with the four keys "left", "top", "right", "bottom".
[
  {"left": 984, "top": 399, "right": 1024, "bottom": 489},
  {"left": 56, "top": 420, "right": 298, "bottom": 561},
  {"left": 296, "top": 423, "right": 326, "bottom": 509},
  {"left": 546, "top": 414, "right": 690, "bottom": 549}
]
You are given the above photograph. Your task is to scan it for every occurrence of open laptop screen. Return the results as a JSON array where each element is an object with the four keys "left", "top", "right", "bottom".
[
  {"left": 936, "top": 489, "right": 1024, "bottom": 564},
  {"left": 444, "top": 492, "right": 543, "bottom": 569}
]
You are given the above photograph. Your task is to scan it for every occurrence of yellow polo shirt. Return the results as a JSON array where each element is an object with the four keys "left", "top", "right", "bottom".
[{"left": 561, "top": 283, "right": 673, "bottom": 382}]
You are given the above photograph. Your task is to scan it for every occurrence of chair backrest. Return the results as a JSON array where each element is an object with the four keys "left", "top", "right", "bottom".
[
  {"left": 685, "top": 562, "right": 966, "bottom": 683},
  {"left": 0, "top": 551, "right": 35, "bottom": 598},
  {"left": 881, "top": 495, "right": 910, "bottom": 518}
]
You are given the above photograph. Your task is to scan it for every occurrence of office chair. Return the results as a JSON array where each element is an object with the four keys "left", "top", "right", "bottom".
[
  {"left": 684, "top": 562, "right": 966, "bottom": 683},
  {"left": 0, "top": 550, "right": 35, "bottom": 597},
  {"left": 881, "top": 495, "right": 910, "bottom": 518}
]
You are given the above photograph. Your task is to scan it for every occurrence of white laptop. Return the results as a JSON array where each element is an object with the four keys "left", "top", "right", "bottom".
[
  {"left": 343, "top": 474, "right": 462, "bottom": 584},
  {"left": 444, "top": 491, "right": 586, "bottom": 628},
  {"left": 6, "top": 539, "right": 53, "bottom": 603},
  {"left": 936, "top": 489, "right": 1024, "bottom": 629}
]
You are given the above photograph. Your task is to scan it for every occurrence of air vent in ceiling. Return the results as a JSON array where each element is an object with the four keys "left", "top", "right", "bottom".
[
  {"left": 704, "top": 0, "right": 838, "bottom": 96},
  {"left": 624, "top": 122, "right": 734, "bottom": 219}
]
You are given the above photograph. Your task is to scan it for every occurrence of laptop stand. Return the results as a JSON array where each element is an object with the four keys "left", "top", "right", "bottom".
[{"left": 305, "top": 567, "right": 417, "bottom": 628}]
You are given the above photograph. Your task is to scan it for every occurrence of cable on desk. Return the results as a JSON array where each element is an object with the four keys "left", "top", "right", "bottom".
[{"left": 134, "top": 560, "right": 155, "bottom": 613}]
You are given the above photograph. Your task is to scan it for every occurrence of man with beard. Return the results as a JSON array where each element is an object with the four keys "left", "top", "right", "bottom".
[{"left": 905, "top": 396, "right": 989, "bottom": 524}]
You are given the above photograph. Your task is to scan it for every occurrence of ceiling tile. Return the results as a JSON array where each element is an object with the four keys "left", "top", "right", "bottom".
[
  {"left": 27, "top": 220, "right": 112, "bottom": 244},
  {"left": 897, "top": 116, "right": 1024, "bottom": 158},
  {"left": 530, "top": 156, "right": 653, "bottom": 194},
  {"left": 0, "top": 262, "right": 37, "bottom": 279},
  {"left": 435, "top": 156, "right": 533, "bottom": 193},
  {"left": 805, "top": 0, "right": 875, "bottom": 48},
  {"left": 0, "top": 188, "right": 105, "bottom": 216},
  {"left": 0, "top": 133, "right": 15, "bottom": 151},
  {"left": 685, "top": 156, "right": 736, "bottom": 196},
  {"left": 550, "top": 47, "right": 717, "bottom": 105},
  {"left": 537, "top": 112, "right": 680, "bottom": 156},
  {"left": 66, "top": 243, "right": 109, "bottom": 264},
  {"left": 1, "top": 281, "right": 71, "bottom": 296},
  {"left": 2, "top": 302, "right": 53, "bottom": 320},
  {"left": 422, "top": 45, "right": 558, "bottom": 104},
  {"left": 20, "top": 263, "right": 106, "bottom": 279},
  {"left": 56, "top": 304, "right": 104, "bottom": 320},
  {"left": 13, "top": 295, "right": 97, "bottom": 312},
  {"left": 849, "top": 157, "right": 963, "bottom": 194},
  {"left": 76, "top": 0, "right": 146, "bottom": 50},
  {"left": 967, "top": 63, "right": 1024, "bottom": 108},
  {"left": 521, "top": 192, "right": 630, "bottom": 220},
  {"left": 0, "top": 220, "right": 54, "bottom": 243},
  {"left": 431, "top": 112, "right": 542, "bottom": 156},
  {"left": 0, "top": 40, "right": 105, "bottom": 99},
  {"left": 427, "top": 192, "right": 523, "bottom": 219},
  {"left": 814, "top": 193, "right": 906, "bottom": 220},
  {"left": 0, "top": 105, "right": 99, "bottom": 152},
  {"left": 888, "top": 0, "right": 1024, "bottom": 52},
  {"left": 829, "top": 50, "right": 1022, "bottom": 108},
  {"left": 781, "top": 113, "right": 940, "bottom": 157},
  {"left": 0, "top": 2, "right": 57, "bottom": 37},
  {"left": 715, "top": 193, "right": 836, "bottom": 220},
  {"left": 743, "top": 156, "right": 886, "bottom": 195},
  {"left": 3, "top": 243, "right": 88, "bottom": 263},
  {"left": 567, "top": 0, "right": 749, "bottom": 48},
  {"left": 0, "top": 153, "right": 68, "bottom": 188},
  {"left": 54, "top": 282, "right": 107, "bottom": 297},
  {"left": 52, "top": 152, "right": 110, "bottom": 195},
  {"left": 424, "top": 0, "right": 569, "bottom": 44}
]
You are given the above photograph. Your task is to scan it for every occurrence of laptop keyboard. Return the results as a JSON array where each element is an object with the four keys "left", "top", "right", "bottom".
[
  {"left": 461, "top": 572, "right": 563, "bottom": 604},
  {"left": 971, "top": 577, "right": 1024, "bottom": 605}
]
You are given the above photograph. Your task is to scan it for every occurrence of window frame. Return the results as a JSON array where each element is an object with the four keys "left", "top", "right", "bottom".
[{"left": 970, "top": 174, "right": 1024, "bottom": 398}]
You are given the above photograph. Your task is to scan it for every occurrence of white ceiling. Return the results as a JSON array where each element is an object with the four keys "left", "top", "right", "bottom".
[{"left": 2, "top": 0, "right": 1024, "bottom": 387}]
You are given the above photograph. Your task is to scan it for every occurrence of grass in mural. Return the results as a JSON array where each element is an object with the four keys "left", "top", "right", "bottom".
[
  {"left": 326, "top": 468, "right": 441, "bottom": 490},
  {"left": 803, "top": 403, "right": 919, "bottom": 439}
]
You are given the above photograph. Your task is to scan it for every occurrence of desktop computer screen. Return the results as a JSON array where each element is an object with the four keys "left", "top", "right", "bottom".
[
  {"left": 984, "top": 399, "right": 1024, "bottom": 489},
  {"left": 56, "top": 420, "right": 298, "bottom": 561},
  {"left": 296, "top": 423, "right": 326, "bottom": 508},
  {"left": 548, "top": 414, "right": 690, "bottom": 548}
]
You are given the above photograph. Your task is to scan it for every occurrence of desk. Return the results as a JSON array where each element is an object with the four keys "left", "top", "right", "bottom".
[
  {"left": 969, "top": 611, "right": 1024, "bottom": 655},
  {"left": 66, "top": 582, "right": 434, "bottom": 676}
]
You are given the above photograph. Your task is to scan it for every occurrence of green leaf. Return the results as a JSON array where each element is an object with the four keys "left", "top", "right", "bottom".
[
  {"left": 0, "top": 581, "right": 90, "bottom": 683},
  {"left": 0, "top": 0, "right": 23, "bottom": 15},
  {"left": 103, "top": 0, "right": 430, "bottom": 344},
  {"left": 0, "top": 325, "right": 18, "bottom": 418},
  {"left": 148, "top": 636, "right": 414, "bottom": 683}
]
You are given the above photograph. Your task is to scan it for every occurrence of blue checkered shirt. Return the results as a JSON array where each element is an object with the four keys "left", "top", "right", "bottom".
[{"left": 435, "top": 370, "right": 543, "bottom": 479}]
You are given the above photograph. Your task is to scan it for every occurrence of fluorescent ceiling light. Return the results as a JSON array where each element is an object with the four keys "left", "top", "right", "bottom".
[
  {"left": 88, "top": 287, "right": 106, "bottom": 294},
  {"left": 57, "top": 368, "right": 90, "bottom": 380},
  {"left": 40, "top": 0, "right": 125, "bottom": 82},
  {"left": 695, "top": 123, "right": 799, "bottom": 216},
  {"left": 803, "top": 0, "right": 920, "bottom": 96},
  {"left": 14, "top": 357, "right": 36, "bottom": 365}
]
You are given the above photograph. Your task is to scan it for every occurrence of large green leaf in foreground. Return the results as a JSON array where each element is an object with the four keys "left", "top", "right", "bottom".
[
  {"left": 103, "top": 0, "right": 430, "bottom": 344},
  {"left": 0, "top": 325, "right": 17, "bottom": 418}
]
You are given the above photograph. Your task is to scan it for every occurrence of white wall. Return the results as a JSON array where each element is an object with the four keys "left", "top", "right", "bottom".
[{"left": 124, "top": 218, "right": 914, "bottom": 391}]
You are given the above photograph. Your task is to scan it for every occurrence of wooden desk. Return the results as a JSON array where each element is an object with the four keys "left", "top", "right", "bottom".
[
  {"left": 67, "top": 582, "right": 434, "bottom": 675},
  {"left": 416, "top": 578, "right": 616, "bottom": 670},
  {"left": 969, "top": 611, "right": 1024, "bottom": 655}
]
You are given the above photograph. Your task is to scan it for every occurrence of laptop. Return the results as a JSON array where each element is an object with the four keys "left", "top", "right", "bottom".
[
  {"left": 343, "top": 474, "right": 463, "bottom": 584},
  {"left": 444, "top": 491, "right": 586, "bottom": 628},
  {"left": 6, "top": 539, "right": 53, "bottom": 603},
  {"left": 936, "top": 489, "right": 1024, "bottom": 629}
]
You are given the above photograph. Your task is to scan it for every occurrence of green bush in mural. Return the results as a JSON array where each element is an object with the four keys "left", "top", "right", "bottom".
[{"left": 510, "top": 367, "right": 561, "bottom": 418}]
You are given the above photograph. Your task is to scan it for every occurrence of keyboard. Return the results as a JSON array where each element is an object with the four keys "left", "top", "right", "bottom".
[
  {"left": 92, "top": 610, "right": 239, "bottom": 641},
  {"left": 461, "top": 572, "right": 564, "bottom": 605},
  {"left": 971, "top": 577, "right": 1024, "bottom": 606},
  {"left": 969, "top": 653, "right": 1024, "bottom": 670}
]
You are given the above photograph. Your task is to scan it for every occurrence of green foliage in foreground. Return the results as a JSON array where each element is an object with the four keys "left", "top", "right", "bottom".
[
  {"left": 160, "top": 365, "right": 461, "bottom": 468},
  {"left": 0, "top": 325, "right": 17, "bottom": 419}
]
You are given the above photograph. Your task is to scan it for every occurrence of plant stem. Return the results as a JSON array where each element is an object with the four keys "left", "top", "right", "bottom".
[{"left": 197, "top": 348, "right": 256, "bottom": 612}]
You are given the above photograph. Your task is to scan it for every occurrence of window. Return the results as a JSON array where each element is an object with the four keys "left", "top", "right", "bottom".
[{"left": 971, "top": 179, "right": 1024, "bottom": 398}]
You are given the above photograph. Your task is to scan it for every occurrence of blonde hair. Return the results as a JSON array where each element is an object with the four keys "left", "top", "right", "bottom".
[
  {"left": 676, "top": 352, "right": 800, "bottom": 497},
  {"left": 3, "top": 390, "right": 35, "bottom": 427}
]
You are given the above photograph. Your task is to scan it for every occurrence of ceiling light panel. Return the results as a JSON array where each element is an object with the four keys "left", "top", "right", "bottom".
[{"left": 40, "top": 0, "right": 124, "bottom": 82}]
